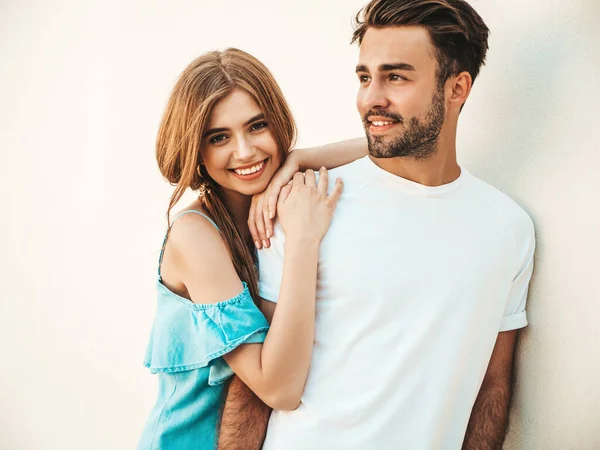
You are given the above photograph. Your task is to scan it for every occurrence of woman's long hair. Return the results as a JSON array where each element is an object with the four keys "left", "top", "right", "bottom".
[{"left": 156, "top": 48, "right": 297, "bottom": 302}]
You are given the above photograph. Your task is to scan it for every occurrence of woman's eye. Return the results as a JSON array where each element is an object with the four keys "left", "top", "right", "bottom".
[
  {"left": 209, "top": 134, "right": 227, "bottom": 144},
  {"left": 251, "top": 121, "right": 268, "bottom": 131}
]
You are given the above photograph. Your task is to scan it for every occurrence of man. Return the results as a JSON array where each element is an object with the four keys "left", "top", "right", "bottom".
[{"left": 219, "top": 0, "right": 535, "bottom": 448}]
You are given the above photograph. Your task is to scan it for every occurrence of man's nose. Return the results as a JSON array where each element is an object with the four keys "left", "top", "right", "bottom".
[{"left": 362, "top": 80, "right": 390, "bottom": 111}]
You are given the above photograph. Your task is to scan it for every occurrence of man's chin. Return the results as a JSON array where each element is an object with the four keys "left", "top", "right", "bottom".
[
  {"left": 367, "top": 129, "right": 399, "bottom": 142},
  {"left": 366, "top": 135, "right": 397, "bottom": 158}
]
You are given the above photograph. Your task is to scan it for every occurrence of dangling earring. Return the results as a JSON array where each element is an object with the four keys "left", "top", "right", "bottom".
[{"left": 196, "top": 164, "right": 209, "bottom": 197}]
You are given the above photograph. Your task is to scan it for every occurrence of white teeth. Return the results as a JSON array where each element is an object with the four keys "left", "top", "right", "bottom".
[
  {"left": 234, "top": 161, "right": 265, "bottom": 176},
  {"left": 372, "top": 120, "right": 394, "bottom": 127}
]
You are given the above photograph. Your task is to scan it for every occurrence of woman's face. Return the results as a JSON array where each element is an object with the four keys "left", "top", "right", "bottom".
[{"left": 200, "top": 89, "right": 281, "bottom": 197}]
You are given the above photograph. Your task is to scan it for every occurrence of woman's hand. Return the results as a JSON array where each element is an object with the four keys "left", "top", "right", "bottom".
[
  {"left": 248, "top": 152, "right": 301, "bottom": 249},
  {"left": 249, "top": 138, "right": 367, "bottom": 248},
  {"left": 277, "top": 168, "right": 343, "bottom": 246}
]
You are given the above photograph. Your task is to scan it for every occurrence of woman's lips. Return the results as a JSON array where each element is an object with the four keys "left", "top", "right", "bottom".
[{"left": 229, "top": 158, "right": 268, "bottom": 181}]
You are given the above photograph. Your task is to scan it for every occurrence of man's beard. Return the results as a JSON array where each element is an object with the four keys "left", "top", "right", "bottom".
[{"left": 364, "top": 88, "right": 445, "bottom": 160}]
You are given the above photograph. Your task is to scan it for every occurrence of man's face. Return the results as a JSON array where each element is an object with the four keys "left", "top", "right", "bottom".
[{"left": 356, "top": 26, "right": 446, "bottom": 159}]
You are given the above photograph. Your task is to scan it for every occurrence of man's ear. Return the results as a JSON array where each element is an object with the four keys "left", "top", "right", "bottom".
[{"left": 447, "top": 71, "right": 473, "bottom": 110}]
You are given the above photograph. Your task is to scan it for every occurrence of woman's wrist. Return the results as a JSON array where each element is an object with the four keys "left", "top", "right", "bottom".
[
  {"left": 284, "top": 235, "right": 320, "bottom": 252},
  {"left": 287, "top": 148, "right": 305, "bottom": 171}
]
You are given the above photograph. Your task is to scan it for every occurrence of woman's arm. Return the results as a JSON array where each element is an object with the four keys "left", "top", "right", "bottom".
[
  {"left": 248, "top": 137, "right": 367, "bottom": 249},
  {"left": 222, "top": 235, "right": 319, "bottom": 409},
  {"left": 168, "top": 171, "right": 342, "bottom": 410},
  {"left": 225, "top": 170, "right": 343, "bottom": 409},
  {"left": 292, "top": 136, "right": 368, "bottom": 172},
  {"left": 169, "top": 215, "right": 316, "bottom": 410}
]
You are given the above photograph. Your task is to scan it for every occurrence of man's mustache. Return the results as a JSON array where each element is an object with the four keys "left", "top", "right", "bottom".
[{"left": 362, "top": 110, "right": 404, "bottom": 126}]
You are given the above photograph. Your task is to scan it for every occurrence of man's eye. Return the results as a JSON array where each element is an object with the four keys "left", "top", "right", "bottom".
[
  {"left": 359, "top": 75, "right": 370, "bottom": 83},
  {"left": 390, "top": 74, "right": 405, "bottom": 81},
  {"left": 251, "top": 121, "right": 268, "bottom": 131},
  {"left": 209, "top": 134, "right": 227, "bottom": 144}
]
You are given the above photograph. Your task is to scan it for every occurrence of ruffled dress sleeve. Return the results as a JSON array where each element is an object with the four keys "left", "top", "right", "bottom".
[{"left": 143, "top": 282, "right": 269, "bottom": 386}]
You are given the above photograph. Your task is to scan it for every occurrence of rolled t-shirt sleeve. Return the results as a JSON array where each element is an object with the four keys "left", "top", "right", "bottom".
[
  {"left": 499, "top": 212, "right": 536, "bottom": 332},
  {"left": 258, "top": 222, "right": 286, "bottom": 303}
]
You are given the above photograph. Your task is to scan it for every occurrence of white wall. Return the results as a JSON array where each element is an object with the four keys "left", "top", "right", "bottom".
[{"left": 0, "top": 0, "right": 598, "bottom": 448}]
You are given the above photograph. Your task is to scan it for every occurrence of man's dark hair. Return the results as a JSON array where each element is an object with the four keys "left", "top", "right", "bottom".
[{"left": 352, "top": 0, "right": 490, "bottom": 86}]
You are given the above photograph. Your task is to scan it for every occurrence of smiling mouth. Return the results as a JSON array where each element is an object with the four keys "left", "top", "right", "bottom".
[
  {"left": 367, "top": 119, "right": 401, "bottom": 134},
  {"left": 370, "top": 120, "right": 397, "bottom": 127},
  {"left": 229, "top": 158, "right": 268, "bottom": 176}
]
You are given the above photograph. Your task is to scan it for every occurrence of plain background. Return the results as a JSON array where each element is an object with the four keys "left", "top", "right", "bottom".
[{"left": 1, "top": 0, "right": 599, "bottom": 449}]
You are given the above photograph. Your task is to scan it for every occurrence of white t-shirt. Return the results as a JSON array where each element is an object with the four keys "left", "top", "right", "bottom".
[{"left": 258, "top": 156, "right": 535, "bottom": 450}]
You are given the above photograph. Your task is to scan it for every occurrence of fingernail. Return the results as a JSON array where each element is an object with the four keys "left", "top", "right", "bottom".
[
  {"left": 255, "top": 241, "right": 261, "bottom": 249},
  {"left": 266, "top": 229, "right": 271, "bottom": 238},
  {"left": 262, "top": 240, "right": 269, "bottom": 248}
]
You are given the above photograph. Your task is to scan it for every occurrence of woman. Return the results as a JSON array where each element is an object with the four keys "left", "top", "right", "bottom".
[{"left": 139, "top": 48, "right": 365, "bottom": 449}]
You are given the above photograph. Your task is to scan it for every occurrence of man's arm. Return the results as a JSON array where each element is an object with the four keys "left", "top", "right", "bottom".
[
  {"left": 462, "top": 330, "right": 518, "bottom": 450},
  {"left": 218, "top": 301, "right": 277, "bottom": 450},
  {"left": 218, "top": 376, "right": 272, "bottom": 450}
]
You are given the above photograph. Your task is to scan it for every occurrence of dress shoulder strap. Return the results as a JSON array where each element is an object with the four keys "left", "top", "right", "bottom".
[
  {"left": 170, "top": 209, "right": 220, "bottom": 231},
  {"left": 158, "top": 210, "right": 220, "bottom": 280}
]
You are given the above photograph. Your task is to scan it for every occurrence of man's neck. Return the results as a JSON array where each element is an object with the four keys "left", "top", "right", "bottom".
[{"left": 370, "top": 134, "right": 461, "bottom": 186}]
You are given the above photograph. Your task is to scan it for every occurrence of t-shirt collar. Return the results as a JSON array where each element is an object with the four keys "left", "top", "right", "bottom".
[{"left": 362, "top": 155, "right": 467, "bottom": 196}]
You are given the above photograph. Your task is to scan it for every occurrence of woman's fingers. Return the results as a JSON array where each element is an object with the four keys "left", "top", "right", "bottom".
[
  {"left": 254, "top": 193, "right": 269, "bottom": 248},
  {"left": 278, "top": 183, "right": 293, "bottom": 206},
  {"left": 267, "top": 158, "right": 300, "bottom": 219},
  {"left": 304, "top": 169, "right": 317, "bottom": 188},
  {"left": 263, "top": 199, "right": 274, "bottom": 240},
  {"left": 248, "top": 196, "right": 262, "bottom": 249},
  {"left": 327, "top": 178, "right": 344, "bottom": 208},
  {"left": 317, "top": 167, "right": 329, "bottom": 197},
  {"left": 292, "top": 171, "right": 305, "bottom": 190}
]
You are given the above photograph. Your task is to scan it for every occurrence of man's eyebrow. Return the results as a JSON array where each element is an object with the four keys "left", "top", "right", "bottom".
[
  {"left": 380, "top": 63, "right": 416, "bottom": 72},
  {"left": 356, "top": 63, "right": 416, "bottom": 74},
  {"left": 203, "top": 113, "right": 265, "bottom": 138}
]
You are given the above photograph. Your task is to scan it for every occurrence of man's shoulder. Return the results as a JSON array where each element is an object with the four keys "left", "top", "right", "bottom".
[
  {"left": 328, "top": 156, "right": 366, "bottom": 176},
  {"left": 464, "top": 171, "right": 534, "bottom": 238},
  {"left": 266, "top": 158, "right": 372, "bottom": 257},
  {"left": 326, "top": 157, "right": 371, "bottom": 197}
]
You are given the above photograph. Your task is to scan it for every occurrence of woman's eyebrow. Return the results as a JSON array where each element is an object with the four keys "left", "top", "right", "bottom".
[
  {"left": 203, "top": 126, "right": 228, "bottom": 138},
  {"left": 203, "top": 113, "right": 265, "bottom": 138},
  {"left": 244, "top": 113, "right": 265, "bottom": 125}
]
